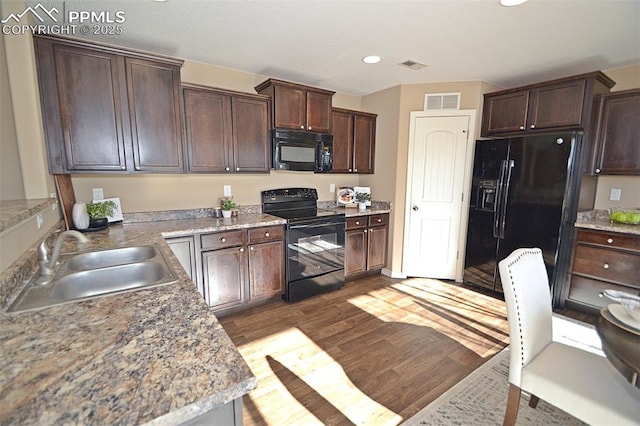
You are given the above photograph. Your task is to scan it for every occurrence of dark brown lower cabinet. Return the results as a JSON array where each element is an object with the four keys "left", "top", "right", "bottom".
[
  {"left": 567, "top": 229, "right": 640, "bottom": 311},
  {"left": 345, "top": 214, "right": 388, "bottom": 279},
  {"left": 198, "top": 225, "right": 285, "bottom": 313}
]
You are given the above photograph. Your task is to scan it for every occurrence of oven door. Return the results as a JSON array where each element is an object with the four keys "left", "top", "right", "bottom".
[{"left": 285, "top": 218, "right": 345, "bottom": 302}]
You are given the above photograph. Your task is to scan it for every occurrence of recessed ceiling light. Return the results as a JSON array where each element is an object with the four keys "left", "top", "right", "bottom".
[
  {"left": 362, "top": 56, "right": 381, "bottom": 64},
  {"left": 500, "top": 0, "right": 528, "bottom": 6}
]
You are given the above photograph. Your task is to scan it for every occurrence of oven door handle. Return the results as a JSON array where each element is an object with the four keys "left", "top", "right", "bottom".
[{"left": 289, "top": 221, "right": 345, "bottom": 230}]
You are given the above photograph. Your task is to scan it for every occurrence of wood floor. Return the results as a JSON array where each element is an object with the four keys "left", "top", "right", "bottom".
[{"left": 220, "top": 275, "right": 521, "bottom": 425}]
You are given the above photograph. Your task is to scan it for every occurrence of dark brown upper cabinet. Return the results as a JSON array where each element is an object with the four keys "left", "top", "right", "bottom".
[
  {"left": 34, "top": 35, "right": 185, "bottom": 174},
  {"left": 590, "top": 89, "right": 640, "bottom": 175},
  {"left": 255, "top": 78, "right": 334, "bottom": 134},
  {"left": 183, "top": 84, "right": 270, "bottom": 173},
  {"left": 331, "top": 108, "right": 377, "bottom": 174},
  {"left": 481, "top": 72, "right": 615, "bottom": 137}
]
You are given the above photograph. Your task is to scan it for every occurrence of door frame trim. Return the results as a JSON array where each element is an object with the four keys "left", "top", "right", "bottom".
[{"left": 402, "top": 109, "right": 477, "bottom": 281}]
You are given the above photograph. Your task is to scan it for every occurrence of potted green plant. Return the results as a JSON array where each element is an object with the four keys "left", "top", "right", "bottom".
[
  {"left": 355, "top": 192, "right": 371, "bottom": 211},
  {"left": 220, "top": 198, "right": 237, "bottom": 218},
  {"left": 86, "top": 200, "right": 116, "bottom": 228}
]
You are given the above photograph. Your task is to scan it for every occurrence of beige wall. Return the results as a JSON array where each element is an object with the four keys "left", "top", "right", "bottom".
[{"left": 0, "top": 31, "right": 25, "bottom": 201}]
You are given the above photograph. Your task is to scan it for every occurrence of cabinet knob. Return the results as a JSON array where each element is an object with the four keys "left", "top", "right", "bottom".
[
  {"left": 250, "top": 246, "right": 254, "bottom": 251},
  {"left": 364, "top": 229, "right": 368, "bottom": 233},
  {"left": 225, "top": 167, "right": 230, "bottom": 171},
  {"left": 348, "top": 168, "right": 352, "bottom": 172},
  {"left": 519, "top": 125, "right": 525, "bottom": 130},
  {"left": 377, "top": 218, "right": 382, "bottom": 223},
  {"left": 595, "top": 168, "right": 601, "bottom": 174},
  {"left": 221, "top": 237, "right": 226, "bottom": 243},
  {"left": 121, "top": 165, "right": 126, "bottom": 170},
  {"left": 240, "top": 248, "right": 244, "bottom": 252},
  {"left": 607, "top": 238, "right": 613, "bottom": 244},
  {"left": 355, "top": 221, "right": 360, "bottom": 225},
  {"left": 603, "top": 263, "right": 609, "bottom": 269},
  {"left": 135, "top": 166, "right": 141, "bottom": 171},
  {"left": 300, "top": 125, "right": 305, "bottom": 129},
  {"left": 530, "top": 124, "right": 536, "bottom": 129},
  {"left": 236, "top": 167, "right": 240, "bottom": 171},
  {"left": 354, "top": 169, "right": 358, "bottom": 172},
  {"left": 265, "top": 232, "right": 270, "bottom": 237},
  {"left": 308, "top": 126, "right": 312, "bottom": 130}
]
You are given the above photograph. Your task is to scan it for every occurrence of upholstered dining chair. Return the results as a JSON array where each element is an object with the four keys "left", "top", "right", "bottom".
[{"left": 498, "top": 248, "right": 640, "bottom": 426}]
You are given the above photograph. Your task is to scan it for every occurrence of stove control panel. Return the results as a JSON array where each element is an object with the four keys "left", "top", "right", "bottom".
[{"left": 262, "top": 188, "right": 318, "bottom": 203}]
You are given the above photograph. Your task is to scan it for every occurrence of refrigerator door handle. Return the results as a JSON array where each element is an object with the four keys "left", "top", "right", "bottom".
[
  {"left": 499, "top": 160, "right": 515, "bottom": 239},
  {"left": 493, "top": 160, "right": 508, "bottom": 238}
]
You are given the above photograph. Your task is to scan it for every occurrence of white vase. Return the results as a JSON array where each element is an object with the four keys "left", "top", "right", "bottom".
[
  {"left": 358, "top": 202, "right": 367, "bottom": 211},
  {"left": 72, "top": 202, "right": 90, "bottom": 230},
  {"left": 222, "top": 209, "right": 232, "bottom": 218}
]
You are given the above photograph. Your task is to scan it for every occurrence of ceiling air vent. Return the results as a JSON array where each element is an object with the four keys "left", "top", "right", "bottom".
[
  {"left": 399, "top": 59, "right": 427, "bottom": 70},
  {"left": 424, "top": 92, "right": 461, "bottom": 111}
]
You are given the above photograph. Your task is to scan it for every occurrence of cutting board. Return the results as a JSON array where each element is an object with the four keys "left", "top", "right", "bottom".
[{"left": 54, "top": 174, "right": 76, "bottom": 230}]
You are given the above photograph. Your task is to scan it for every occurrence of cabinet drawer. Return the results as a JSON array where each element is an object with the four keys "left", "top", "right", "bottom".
[
  {"left": 577, "top": 229, "right": 640, "bottom": 252},
  {"left": 368, "top": 214, "right": 388, "bottom": 227},
  {"left": 201, "top": 229, "right": 246, "bottom": 250},
  {"left": 346, "top": 217, "right": 367, "bottom": 230},
  {"left": 573, "top": 245, "right": 640, "bottom": 286},
  {"left": 568, "top": 275, "right": 638, "bottom": 309},
  {"left": 248, "top": 225, "right": 284, "bottom": 244}
]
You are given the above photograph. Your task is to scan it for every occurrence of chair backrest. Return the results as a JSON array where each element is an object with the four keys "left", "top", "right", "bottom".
[{"left": 498, "top": 248, "right": 553, "bottom": 386}]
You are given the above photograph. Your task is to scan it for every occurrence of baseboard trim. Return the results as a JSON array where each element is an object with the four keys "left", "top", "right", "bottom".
[{"left": 382, "top": 268, "right": 406, "bottom": 279}]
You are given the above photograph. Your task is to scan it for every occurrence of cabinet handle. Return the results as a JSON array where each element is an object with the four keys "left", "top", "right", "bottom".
[
  {"left": 221, "top": 237, "right": 226, "bottom": 243},
  {"left": 603, "top": 263, "right": 609, "bottom": 269},
  {"left": 265, "top": 232, "right": 270, "bottom": 237},
  {"left": 240, "top": 248, "right": 244, "bottom": 252},
  {"left": 607, "top": 238, "right": 613, "bottom": 244},
  {"left": 225, "top": 167, "right": 230, "bottom": 171},
  {"left": 595, "top": 168, "right": 601, "bottom": 174},
  {"left": 519, "top": 125, "right": 525, "bottom": 130},
  {"left": 530, "top": 124, "right": 536, "bottom": 129}
]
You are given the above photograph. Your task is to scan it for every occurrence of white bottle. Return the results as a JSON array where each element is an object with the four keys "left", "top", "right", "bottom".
[{"left": 72, "top": 202, "right": 90, "bottom": 230}]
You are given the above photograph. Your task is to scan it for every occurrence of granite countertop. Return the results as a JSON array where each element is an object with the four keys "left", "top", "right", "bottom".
[
  {"left": 575, "top": 210, "right": 640, "bottom": 236},
  {"left": 0, "top": 213, "right": 286, "bottom": 425},
  {"left": 0, "top": 198, "right": 57, "bottom": 233}
]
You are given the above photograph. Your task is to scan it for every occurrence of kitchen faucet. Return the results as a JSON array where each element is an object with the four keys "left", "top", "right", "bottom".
[{"left": 38, "top": 230, "right": 89, "bottom": 277}]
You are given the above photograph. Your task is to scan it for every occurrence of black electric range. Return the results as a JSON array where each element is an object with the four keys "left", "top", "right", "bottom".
[{"left": 262, "top": 188, "right": 346, "bottom": 302}]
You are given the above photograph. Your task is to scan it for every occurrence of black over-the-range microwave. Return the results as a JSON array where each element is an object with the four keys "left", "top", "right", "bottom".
[{"left": 272, "top": 129, "right": 333, "bottom": 172}]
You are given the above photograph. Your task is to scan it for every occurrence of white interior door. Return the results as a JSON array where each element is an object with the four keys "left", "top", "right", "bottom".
[{"left": 403, "top": 112, "right": 473, "bottom": 279}]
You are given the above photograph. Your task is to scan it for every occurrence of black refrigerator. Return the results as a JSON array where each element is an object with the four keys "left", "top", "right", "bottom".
[{"left": 463, "top": 133, "right": 578, "bottom": 293}]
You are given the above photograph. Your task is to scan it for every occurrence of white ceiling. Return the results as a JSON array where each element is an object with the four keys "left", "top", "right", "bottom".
[{"left": 24, "top": 0, "right": 640, "bottom": 96}]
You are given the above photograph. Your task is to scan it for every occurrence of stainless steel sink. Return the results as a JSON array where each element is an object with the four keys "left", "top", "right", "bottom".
[
  {"left": 66, "top": 245, "right": 157, "bottom": 271},
  {"left": 8, "top": 244, "right": 177, "bottom": 312}
]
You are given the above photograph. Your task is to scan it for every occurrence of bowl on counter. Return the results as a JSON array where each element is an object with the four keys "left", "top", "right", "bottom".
[{"left": 609, "top": 207, "right": 640, "bottom": 225}]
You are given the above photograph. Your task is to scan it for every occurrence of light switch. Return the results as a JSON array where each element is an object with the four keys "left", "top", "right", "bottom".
[
  {"left": 330, "top": 184, "right": 335, "bottom": 193},
  {"left": 609, "top": 188, "right": 622, "bottom": 201}
]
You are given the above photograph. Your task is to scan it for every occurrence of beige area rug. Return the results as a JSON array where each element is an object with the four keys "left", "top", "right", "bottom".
[{"left": 403, "top": 315, "right": 603, "bottom": 426}]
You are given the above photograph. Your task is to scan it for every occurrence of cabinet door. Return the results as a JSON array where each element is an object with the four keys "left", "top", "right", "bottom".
[
  {"left": 595, "top": 90, "right": 640, "bottom": 175},
  {"left": 125, "top": 58, "right": 184, "bottom": 172},
  {"left": 481, "top": 91, "right": 529, "bottom": 135},
  {"left": 331, "top": 110, "right": 354, "bottom": 173},
  {"left": 232, "top": 96, "right": 271, "bottom": 173},
  {"left": 183, "top": 88, "right": 233, "bottom": 172},
  {"left": 306, "top": 90, "right": 333, "bottom": 133},
  {"left": 249, "top": 240, "right": 285, "bottom": 300},
  {"left": 367, "top": 226, "right": 388, "bottom": 271},
  {"left": 353, "top": 113, "right": 376, "bottom": 174},
  {"left": 202, "top": 247, "right": 247, "bottom": 310},
  {"left": 273, "top": 85, "right": 306, "bottom": 130},
  {"left": 53, "top": 44, "right": 128, "bottom": 171},
  {"left": 527, "top": 79, "right": 585, "bottom": 131},
  {"left": 345, "top": 229, "right": 367, "bottom": 277}
]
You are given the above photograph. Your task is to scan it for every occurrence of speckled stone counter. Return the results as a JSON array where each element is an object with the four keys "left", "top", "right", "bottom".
[
  {"left": 319, "top": 200, "right": 392, "bottom": 218},
  {"left": 0, "top": 213, "right": 285, "bottom": 425},
  {"left": 0, "top": 198, "right": 57, "bottom": 233},
  {"left": 575, "top": 210, "right": 640, "bottom": 235}
]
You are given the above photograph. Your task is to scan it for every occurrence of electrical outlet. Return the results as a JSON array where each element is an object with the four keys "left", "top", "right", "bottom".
[
  {"left": 92, "top": 188, "right": 104, "bottom": 200},
  {"left": 609, "top": 188, "right": 622, "bottom": 201},
  {"left": 330, "top": 184, "right": 335, "bottom": 193},
  {"left": 37, "top": 214, "right": 44, "bottom": 229},
  {"left": 223, "top": 185, "right": 232, "bottom": 197}
]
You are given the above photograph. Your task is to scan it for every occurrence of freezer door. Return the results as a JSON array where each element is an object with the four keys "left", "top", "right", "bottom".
[{"left": 496, "top": 134, "right": 573, "bottom": 288}]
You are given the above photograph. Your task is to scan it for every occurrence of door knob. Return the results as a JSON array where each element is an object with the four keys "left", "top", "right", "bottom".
[{"left": 412, "top": 206, "right": 419, "bottom": 211}]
